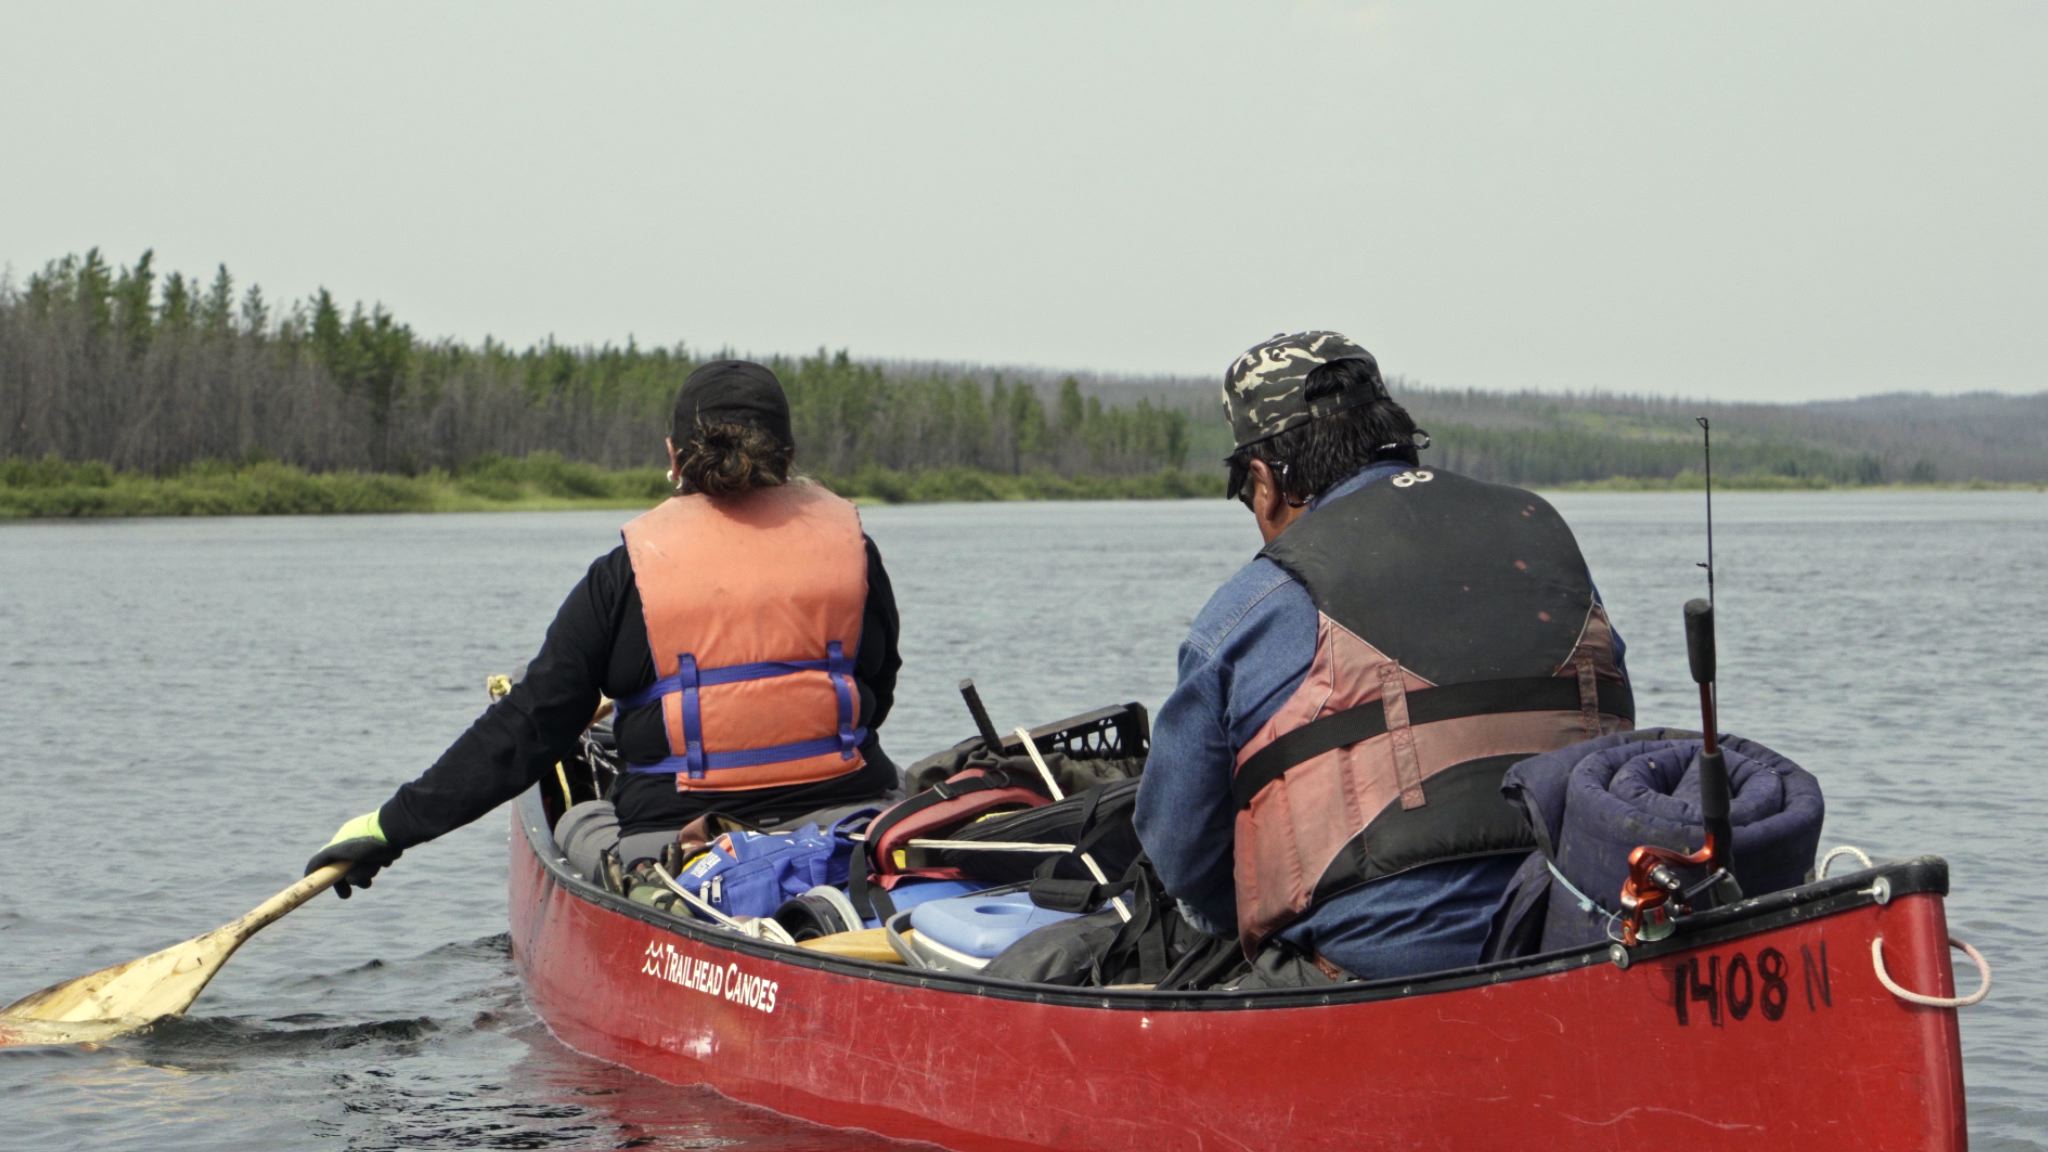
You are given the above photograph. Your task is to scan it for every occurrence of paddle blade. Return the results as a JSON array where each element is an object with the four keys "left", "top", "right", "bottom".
[
  {"left": 797, "top": 926, "right": 904, "bottom": 964},
  {"left": 0, "top": 923, "right": 241, "bottom": 1028},
  {"left": 0, "top": 1015, "right": 155, "bottom": 1048},
  {"left": 0, "top": 863, "right": 346, "bottom": 1041}
]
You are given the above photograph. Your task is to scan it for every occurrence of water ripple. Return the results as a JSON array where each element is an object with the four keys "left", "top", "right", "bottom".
[{"left": 1, "top": 494, "right": 2041, "bottom": 1149}]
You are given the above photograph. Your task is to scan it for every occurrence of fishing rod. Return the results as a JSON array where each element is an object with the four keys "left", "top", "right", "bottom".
[
  {"left": 1617, "top": 417, "right": 1741, "bottom": 945},
  {"left": 1697, "top": 415, "right": 1715, "bottom": 608},
  {"left": 1689, "top": 416, "right": 1731, "bottom": 876}
]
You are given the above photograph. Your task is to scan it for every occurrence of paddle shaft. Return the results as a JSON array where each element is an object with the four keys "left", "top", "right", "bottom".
[{"left": 251, "top": 863, "right": 351, "bottom": 931}]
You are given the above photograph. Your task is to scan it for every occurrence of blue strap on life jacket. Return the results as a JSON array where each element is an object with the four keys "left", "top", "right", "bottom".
[{"left": 619, "top": 641, "right": 864, "bottom": 779}]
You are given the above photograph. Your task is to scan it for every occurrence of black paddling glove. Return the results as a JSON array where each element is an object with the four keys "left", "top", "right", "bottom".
[{"left": 305, "top": 812, "right": 403, "bottom": 899}]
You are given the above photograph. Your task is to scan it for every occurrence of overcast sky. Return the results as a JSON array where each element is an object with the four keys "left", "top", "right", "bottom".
[{"left": 2, "top": 2, "right": 2041, "bottom": 400}]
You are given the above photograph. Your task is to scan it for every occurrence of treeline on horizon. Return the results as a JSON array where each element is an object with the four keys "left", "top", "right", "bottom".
[
  {"left": 1035, "top": 370, "right": 2048, "bottom": 488},
  {"left": 4, "top": 249, "right": 2044, "bottom": 507},
  {"left": 0, "top": 249, "right": 1193, "bottom": 488},
  {"left": 1400, "top": 388, "right": 2048, "bottom": 488}
]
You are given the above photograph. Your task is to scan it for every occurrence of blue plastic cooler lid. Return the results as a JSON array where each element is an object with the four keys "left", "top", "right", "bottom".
[{"left": 908, "top": 890, "right": 1080, "bottom": 960}]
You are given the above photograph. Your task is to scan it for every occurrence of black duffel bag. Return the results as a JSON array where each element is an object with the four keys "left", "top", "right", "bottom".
[
  {"left": 983, "top": 856, "right": 1244, "bottom": 990},
  {"left": 931, "top": 776, "right": 1144, "bottom": 885}
]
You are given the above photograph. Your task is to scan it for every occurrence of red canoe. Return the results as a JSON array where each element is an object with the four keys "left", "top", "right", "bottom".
[{"left": 506, "top": 788, "right": 1973, "bottom": 1151}]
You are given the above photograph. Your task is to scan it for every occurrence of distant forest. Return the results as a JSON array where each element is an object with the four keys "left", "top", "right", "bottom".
[
  {"left": 0, "top": 250, "right": 1191, "bottom": 481},
  {"left": 4, "top": 249, "right": 2043, "bottom": 491}
]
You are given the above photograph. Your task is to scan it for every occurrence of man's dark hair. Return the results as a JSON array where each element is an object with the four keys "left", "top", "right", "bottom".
[{"left": 1235, "top": 359, "right": 1421, "bottom": 505}]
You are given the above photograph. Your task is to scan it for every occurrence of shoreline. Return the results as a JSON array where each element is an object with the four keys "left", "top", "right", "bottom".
[
  {"left": 1548, "top": 477, "right": 2041, "bottom": 494},
  {"left": 0, "top": 458, "right": 1220, "bottom": 519},
  {"left": 2, "top": 458, "right": 2038, "bottom": 520}
]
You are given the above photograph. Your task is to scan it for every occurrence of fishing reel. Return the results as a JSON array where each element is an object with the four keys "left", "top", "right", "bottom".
[{"left": 1618, "top": 843, "right": 1741, "bottom": 946}]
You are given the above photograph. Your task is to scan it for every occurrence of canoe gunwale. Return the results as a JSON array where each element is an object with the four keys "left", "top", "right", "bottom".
[{"left": 513, "top": 787, "right": 1947, "bottom": 1011}]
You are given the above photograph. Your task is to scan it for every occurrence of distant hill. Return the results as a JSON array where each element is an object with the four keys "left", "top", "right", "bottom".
[
  {"left": 1398, "top": 386, "right": 2048, "bottom": 486},
  {"left": 888, "top": 359, "right": 2048, "bottom": 486}
]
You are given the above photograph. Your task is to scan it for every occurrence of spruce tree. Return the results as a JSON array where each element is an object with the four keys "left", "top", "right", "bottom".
[
  {"left": 112, "top": 250, "right": 156, "bottom": 360},
  {"left": 76, "top": 248, "right": 114, "bottom": 339},
  {"left": 159, "top": 271, "right": 193, "bottom": 334},
  {"left": 1058, "top": 375, "right": 1086, "bottom": 435},
  {"left": 201, "top": 265, "right": 235, "bottom": 335},
  {"left": 310, "top": 289, "right": 345, "bottom": 378},
  {"left": 240, "top": 284, "right": 269, "bottom": 337}
]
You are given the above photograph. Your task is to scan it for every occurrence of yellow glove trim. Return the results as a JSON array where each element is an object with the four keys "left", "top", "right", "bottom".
[{"left": 327, "top": 810, "right": 386, "bottom": 847}]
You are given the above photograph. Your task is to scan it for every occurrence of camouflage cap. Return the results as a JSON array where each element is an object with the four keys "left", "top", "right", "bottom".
[{"left": 1221, "top": 330, "right": 1382, "bottom": 454}]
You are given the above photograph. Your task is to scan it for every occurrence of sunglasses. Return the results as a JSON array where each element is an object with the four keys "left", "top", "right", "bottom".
[
  {"left": 1225, "top": 455, "right": 1251, "bottom": 502},
  {"left": 1224, "top": 455, "right": 1297, "bottom": 507}
]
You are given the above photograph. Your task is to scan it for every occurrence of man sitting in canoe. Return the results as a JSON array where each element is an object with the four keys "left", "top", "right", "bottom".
[
  {"left": 1134, "top": 331, "right": 1633, "bottom": 986},
  {"left": 306, "top": 360, "right": 905, "bottom": 896}
]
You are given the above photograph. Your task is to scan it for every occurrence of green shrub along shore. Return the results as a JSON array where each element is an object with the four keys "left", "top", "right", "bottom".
[
  {"left": 0, "top": 455, "right": 1223, "bottom": 519},
  {"left": 5, "top": 455, "right": 2032, "bottom": 520}
]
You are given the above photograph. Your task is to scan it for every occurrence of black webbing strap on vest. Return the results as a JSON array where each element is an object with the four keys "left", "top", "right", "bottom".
[{"left": 1232, "top": 676, "right": 1634, "bottom": 810}]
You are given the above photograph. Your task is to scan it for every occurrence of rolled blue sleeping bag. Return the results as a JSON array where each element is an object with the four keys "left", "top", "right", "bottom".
[{"left": 1495, "top": 727, "right": 1825, "bottom": 953}]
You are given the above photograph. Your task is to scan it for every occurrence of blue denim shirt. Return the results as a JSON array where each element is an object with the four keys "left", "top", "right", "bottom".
[{"left": 1135, "top": 464, "right": 1619, "bottom": 978}]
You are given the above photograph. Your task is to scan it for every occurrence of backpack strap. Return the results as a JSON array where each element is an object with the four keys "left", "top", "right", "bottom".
[
  {"left": 848, "top": 858, "right": 896, "bottom": 923},
  {"left": 862, "top": 768, "right": 1037, "bottom": 866},
  {"left": 848, "top": 768, "right": 1045, "bottom": 921},
  {"left": 1156, "top": 929, "right": 1249, "bottom": 991},
  {"left": 1026, "top": 871, "right": 1121, "bottom": 914},
  {"left": 1086, "top": 854, "right": 1245, "bottom": 989},
  {"left": 1020, "top": 853, "right": 1175, "bottom": 987},
  {"left": 1087, "top": 856, "right": 1169, "bottom": 985},
  {"left": 1021, "top": 784, "right": 1140, "bottom": 909}
]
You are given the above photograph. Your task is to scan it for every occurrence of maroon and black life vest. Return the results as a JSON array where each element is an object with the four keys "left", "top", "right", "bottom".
[{"left": 1230, "top": 467, "right": 1632, "bottom": 952}]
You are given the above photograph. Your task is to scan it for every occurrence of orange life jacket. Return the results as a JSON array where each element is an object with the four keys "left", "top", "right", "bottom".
[
  {"left": 617, "top": 481, "right": 869, "bottom": 792},
  {"left": 1229, "top": 469, "right": 1632, "bottom": 953}
]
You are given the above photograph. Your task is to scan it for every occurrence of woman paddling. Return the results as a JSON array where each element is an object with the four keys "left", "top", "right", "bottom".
[{"left": 307, "top": 359, "right": 904, "bottom": 895}]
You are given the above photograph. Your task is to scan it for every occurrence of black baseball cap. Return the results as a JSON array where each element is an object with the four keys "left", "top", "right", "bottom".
[{"left": 671, "top": 360, "right": 794, "bottom": 450}]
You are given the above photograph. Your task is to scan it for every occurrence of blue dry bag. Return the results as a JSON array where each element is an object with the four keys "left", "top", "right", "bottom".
[{"left": 677, "top": 818, "right": 862, "bottom": 920}]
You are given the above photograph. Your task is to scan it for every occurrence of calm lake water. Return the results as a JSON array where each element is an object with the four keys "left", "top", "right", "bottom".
[{"left": 2, "top": 491, "right": 2043, "bottom": 1150}]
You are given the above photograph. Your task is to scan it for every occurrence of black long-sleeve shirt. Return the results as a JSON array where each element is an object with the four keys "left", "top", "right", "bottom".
[{"left": 377, "top": 536, "right": 902, "bottom": 848}]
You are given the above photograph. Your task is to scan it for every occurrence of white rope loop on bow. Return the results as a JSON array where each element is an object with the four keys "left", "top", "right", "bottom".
[
  {"left": 1818, "top": 844, "right": 1874, "bottom": 878},
  {"left": 1871, "top": 935, "right": 1991, "bottom": 1008}
]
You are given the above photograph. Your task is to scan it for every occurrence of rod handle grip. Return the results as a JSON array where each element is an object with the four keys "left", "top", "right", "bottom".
[
  {"left": 959, "top": 679, "right": 1003, "bottom": 748},
  {"left": 1697, "top": 748, "right": 1731, "bottom": 827},
  {"left": 1683, "top": 597, "right": 1716, "bottom": 685}
]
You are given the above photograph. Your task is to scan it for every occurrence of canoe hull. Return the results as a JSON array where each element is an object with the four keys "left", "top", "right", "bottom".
[{"left": 507, "top": 793, "right": 1967, "bottom": 1151}]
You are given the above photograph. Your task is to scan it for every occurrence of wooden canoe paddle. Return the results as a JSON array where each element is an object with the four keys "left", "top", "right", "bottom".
[
  {"left": 0, "top": 862, "right": 349, "bottom": 1045},
  {"left": 797, "top": 926, "right": 905, "bottom": 964},
  {"left": 2, "top": 677, "right": 592, "bottom": 1046}
]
